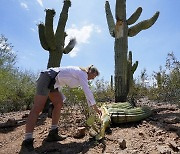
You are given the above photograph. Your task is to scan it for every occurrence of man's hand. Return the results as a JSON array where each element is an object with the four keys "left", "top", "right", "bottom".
[{"left": 92, "top": 104, "right": 102, "bottom": 116}]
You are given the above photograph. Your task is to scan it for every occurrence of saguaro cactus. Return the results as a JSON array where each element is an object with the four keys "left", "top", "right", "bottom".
[
  {"left": 155, "top": 72, "right": 162, "bottom": 88},
  {"left": 38, "top": 0, "right": 76, "bottom": 68},
  {"left": 105, "top": 0, "right": 159, "bottom": 102}
]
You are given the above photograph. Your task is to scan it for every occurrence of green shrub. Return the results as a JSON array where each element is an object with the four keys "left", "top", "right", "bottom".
[
  {"left": 0, "top": 35, "right": 36, "bottom": 112},
  {"left": 0, "top": 68, "right": 36, "bottom": 112},
  {"left": 132, "top": 52, "right": 179, "bottom": 105}
]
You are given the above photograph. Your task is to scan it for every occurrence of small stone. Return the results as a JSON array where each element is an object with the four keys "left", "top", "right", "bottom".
[
  {"left": 22, "top": 113, "right": 29, "bottom": 118},
  {"left": 75, "top": 118, "right": 81, "bottom": 123},
  {"left": 139, "top": 131, "right": 144, "bottom": 137},
  {"left": 164, "top": 116, "right": 180, "bottom": 124},
  {"left": 157, "top": 145, "right": 172, "bottom": 154},
  {"left": 73, "top": 127, "right": 86, "bottom": 139},
  {"left": 168, "top": 141, "right": 180, "bottom": 152},
  {"left": 118, "top": 138, "right": 126, "bottom": 150}
]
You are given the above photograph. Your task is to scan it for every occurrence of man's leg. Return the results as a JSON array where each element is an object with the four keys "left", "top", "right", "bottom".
[
  {"left": 46, "top": 91, "right": 66, "bottom": 142},
  {"left": 20, "top": 95, "right": 48, "bottom": 153},
  {"left": 25, "top": 95, "right": 48, "bottom": 133},
  {"left": 49, "top": 91, "right": 63, "bottom": 125}
]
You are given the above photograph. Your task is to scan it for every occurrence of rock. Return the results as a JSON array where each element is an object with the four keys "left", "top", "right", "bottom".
[
  {"left": 139, "top": 131, "right": 145, "bottom": 137},
  {"left": 164, "top": 116, "right": 180, "bottom": 124},
  {"left": 22, "top": 114, "right": 29, "bottom": 119},
  {"left": 73, "top": 127, "right": 86, "bottom": 139},
  {"left": 75, "top": 118, "right": 81, "bottom": 123},
  {"left": 0, "top": 118, "right": 17, "bottom": 128},
  {"left": 118, "top": 138, "right": 126, "bottom": 150},
  {"left": 168, "top": 141, "right": 180, "bottom": 152},
  {"left": 166, "top": 125, "right": 179, "bottom": 132},
  {"left": 157, "top": 145, "right": 172, "bottom": 154}
]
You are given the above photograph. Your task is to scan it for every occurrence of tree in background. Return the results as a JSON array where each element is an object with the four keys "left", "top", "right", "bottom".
[
  {"left": 151, "top": 52, "right": 180, "bottom": 103},
  {"left": 105, "top": 0, "right": 159, "bottom": 102},
  {"left": 0, "top": 35, "right": 36, "bottom": 112},
  {"left": 0, "top": 35, "right": 16, "bottom": 70}
]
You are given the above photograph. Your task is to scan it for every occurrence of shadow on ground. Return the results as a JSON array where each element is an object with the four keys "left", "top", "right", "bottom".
[{"left": 35, "top": 137, "right": 106, "bottom": 154}]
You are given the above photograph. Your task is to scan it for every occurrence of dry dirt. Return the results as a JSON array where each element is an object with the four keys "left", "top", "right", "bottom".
[{"left": 0, "top": 98, "right": 180, "bottom": 154}]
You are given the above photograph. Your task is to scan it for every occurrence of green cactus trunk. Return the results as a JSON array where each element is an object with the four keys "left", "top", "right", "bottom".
[
  {"left": 114, "top": 0, "right": 128, "bottom": 102},
  {"left": 114, "top": 37, "right": 128, "bottom": 102},
  {"left": 47, "top": 48, "right": 63, "bottom": 68}
]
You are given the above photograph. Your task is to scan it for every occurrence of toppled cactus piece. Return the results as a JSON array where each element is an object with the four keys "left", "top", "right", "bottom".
[{"left": 87, "top": 102, "right": 152, "bottom": 141}]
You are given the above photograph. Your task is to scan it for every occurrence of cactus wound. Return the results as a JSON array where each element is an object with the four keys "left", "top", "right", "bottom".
[{"left": 115, "top": 20, "right": 124, "bottom": 38}]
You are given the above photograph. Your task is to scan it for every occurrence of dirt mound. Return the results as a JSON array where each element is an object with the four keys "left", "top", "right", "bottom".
[{"left": 0, "top": 99, "right": 179, "bottom": 154}]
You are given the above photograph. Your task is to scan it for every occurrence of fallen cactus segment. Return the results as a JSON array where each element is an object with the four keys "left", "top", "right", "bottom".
[
  {"left": 87, "top": 102, "right": 152, "bottom": 140},
  {"left": 109, "top": 105, "right": 152, "bottom": 124}
]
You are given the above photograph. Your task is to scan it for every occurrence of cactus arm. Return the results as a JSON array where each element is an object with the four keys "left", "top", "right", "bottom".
[
  {"left": 45, "top": 9, "right": 56, "bottom": 50},
  {"left": 38, "top": 23, "right": 49, "bottom": 51},
  {"left": 132, "top": 61, "right": 138, "bottom": 73},
  {"left": 129, "top": 51, "right": 132, "bottom": 64},
  {"left": 127, "top": 7, "right": 142, "bottom": 25},
  {"left": 127, "top": 59, "right": 131, "bottom": 93},
  {"left": 105, "top": 1, "right": 115, "bottom": 37},
  {"left": 128, "top": 11, "right": 160, "bottom": 37},
  {"left": 110, "top": 75, "right": 113, "bottom": 90},
  {"left": 55, "top": 0, "right": 71, "bottom": 47},
  {"left": 129, "top": 50, "right": 138, "bottom": 73},
  {"left": 63, "top": 38, "right": 76, "bottom": 54},
  {"left": 127, "top": 51, "right": 138, "bottom": 93}
]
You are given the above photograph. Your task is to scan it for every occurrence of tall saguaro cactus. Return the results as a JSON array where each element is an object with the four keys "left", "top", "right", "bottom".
[
  {"left": 105, "top": 0, "right": 159, "bottom": 102},
  {"left": 38, "top": 0, "right": 76, "bottom": 68}
]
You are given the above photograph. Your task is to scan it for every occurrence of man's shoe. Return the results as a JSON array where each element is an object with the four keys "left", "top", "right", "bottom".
[
  {"left": 46, "top": 128, "right": 67, "bottom": 142},
  {"left": 20, "top": 138, "right": 37, "bottom": 154}
]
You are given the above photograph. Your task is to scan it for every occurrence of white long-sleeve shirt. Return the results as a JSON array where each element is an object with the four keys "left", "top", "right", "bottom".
[{"left": 53, "top": 66, "right": 96, "bottom": 106}]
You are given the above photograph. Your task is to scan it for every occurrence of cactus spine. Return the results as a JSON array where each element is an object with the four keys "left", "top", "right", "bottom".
[
  {"left": 38, "top": 0, "right": 76, "bottom": 68},
  {"left": 105, "top": 0, "right": 159, "bottom": 102}
]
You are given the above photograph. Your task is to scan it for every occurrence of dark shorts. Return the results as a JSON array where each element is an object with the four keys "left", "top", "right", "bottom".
[{"left": 36, "top": 72, "right": 58, "bottom": 96}]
